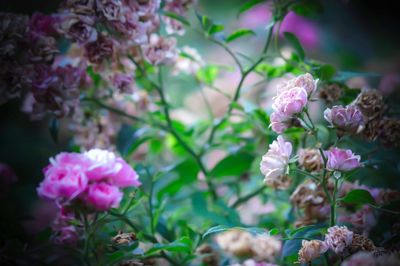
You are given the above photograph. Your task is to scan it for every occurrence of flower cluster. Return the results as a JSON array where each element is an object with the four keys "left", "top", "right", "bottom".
[
  {"left": 259, "top": 136, "right": 292, "bottom": 189},
  {"left": 270, "top": 73, "right": 317, "bottom": 133},
  {"left": 37, "top": 149, "right": 141, "bottom": 210},
  {"left": 324, "top": 104, "right": 365, "bottom": 136}
]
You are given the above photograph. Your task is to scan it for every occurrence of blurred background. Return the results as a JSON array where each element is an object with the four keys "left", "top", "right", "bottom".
[{"left": 1, "top": 0, "right": 400, "bottom": 257}]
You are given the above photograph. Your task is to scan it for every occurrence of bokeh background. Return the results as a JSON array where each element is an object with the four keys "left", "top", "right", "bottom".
[{"left": 1, "top": 0, "right": 400, "bottom": 258}]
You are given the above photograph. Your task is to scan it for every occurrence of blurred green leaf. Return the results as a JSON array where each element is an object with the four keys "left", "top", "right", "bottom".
[
  {"left": 284, "top": 32, "right": 305, "bottom": 60},
  {"left": 226, "top": 29, "right": 256, "bottom": 43},
  {"left": 210, "top": 152, "right": 254, "bottom": 178},
  {"left": 317, "top": 64, "right": 336, "bottom": 81},
  {"left": 238, "top": 0, "right": 265, "bottom": 16},
  {"left": 202, "top": 225, "right": 269, "bottom": 239},
  {"left": 49, "top": 118, "right": 59, "bottom": 144},
  {"left": 339, "top": 189, "right": 376, "bottom": 206},
  {"left": 196, "top": 65, "right": 219, "bottom": 86},
  {"left": 145, "top": 237, "right": 192, "bottom": 255},
  {"left": 209, "top": 24, "right": 224, "bottom": 35},
  {"left": 290, "top": 0, "right": 323, "bottom": 17},
  {"left": 163, "top": 11, "right": 190, "bottom": 26}
]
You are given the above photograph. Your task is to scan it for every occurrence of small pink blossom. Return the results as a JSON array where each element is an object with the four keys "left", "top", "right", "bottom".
[
  {"left": 37, "top": 153, "right": 88, "bottom": 201},
  {"left": 111, "top": 73, "right": 135, "bottom": 93},
  {"left": 325, "top": 225, "right": 353, "bottom": 254},
  {"left": 270, "top": 111, "right": 290, "bottom": 134},
  {"left": 324, "top": 105, "right": 365, "bottom": 134},
  {"left": 272, "top": 86, "right": 308, "bottom": 116},
  {"left": 85, "top": 182, "right": 123, "bottom": 210},
  {"left": 325, "top": 147, "right": 361, "bottom": 172},
  {"left": 142, "top": 34, "right": 177, "bottom": 65}
]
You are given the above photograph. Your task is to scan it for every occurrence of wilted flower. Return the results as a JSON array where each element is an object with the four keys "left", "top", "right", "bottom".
[
  {"left": 325, "top": 225, "right": 354, "bottom": 254},
  {"left": 85, "top": 182, "right": 123, "bottom": 210},
  {"left": 348, "top": 234, "right": 376, "bottom": 254},
  {"left": 57, "top": 13, "right": 97, "bottom": 43},
  {"left": 84, "top": 35, "right": 114, "bottom": 64},
  {"left": 298, "top": 240, "right": 328, "bottom": 263},
  {"left": 341, "top": 252, "right": 375, "bottom": 266},
  {"left": 0, "top": 12, "right": 29, "bottom": 58},
  {"left": 260, "top": 136, "right": 292, "bottom": 190},
  {"left": 298, "top": 148, "right": 323, "bottom": 172},
  {"left": 355, "top": 89, "right": 385, "bottom": 121},
  {"left": 197, "top": 244, "right": 219, "bottom": 266},
  {"left": 290, "top": 180, "right": 326, "bottom": 208},
  {"left": 142, "top": 34, "right": 177, "bottom": 65},
  {"left": 319, "top": 83, "right": 343, "bottom": 104},
  {"left": 325, "top": 147, "right": 361, "bottom": 172},
  {"left": 324, "top": 105, "right": 365, "bottom": 135},
  {"left": 378, "top": 118, "right": 400, "bottom": 148},
  {"left": 110, "top": 73, "right": 135, "bottom": 94}
]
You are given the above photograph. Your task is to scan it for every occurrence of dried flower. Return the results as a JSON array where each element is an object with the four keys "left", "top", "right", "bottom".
[
  {"left": 325, "top": 147, "right": 361, "bottom": 172},
  {"left": 378, "top": 118, "right": 400, "bottom": 148},
  {"left": 319, "top": 83, "right": 343, "bottom": 104},
  {"left": 325, "top": 225, "right": 354, "bottom": 254},
  {"left": 298, "top": 240, "right": 328, "bottom": 263},
  {"left": 57, "top": 13, "right": 97, "bottom": 43},
  {"left": 290, "top": 180, "right": 326, "bottom": 208},
  {"left": 197, "top": 244, "right": 219, "bottom": 266},
  {"left": 260, "top": 136, "right": 292, "bottom": 190},
  {"left": 84, "top": 35, "right": 114, "bottom": 64},
  {"left": 348, "top": 234, "right": 376, "bottom": 254},
  {"left": 110, "top": 73, "right": 135, "bottom": 94},
  {"left": 324, "top": 105, "right": 365, "bottom": 136},
  {"left": 112, "top": 231, "right": 137, "bottom": 245},
  {"left": 355, "top": 90, "right": 385, "bottom": 121},
  {"left": 142, "top": 34, "right": 177, "bottom": 65},
  {"left": 298, "top": 148, "right": 323, "bottom": 172}
]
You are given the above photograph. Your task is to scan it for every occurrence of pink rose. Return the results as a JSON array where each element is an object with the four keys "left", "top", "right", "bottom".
[
  {"left": 325, "top": 147, "right": 361, "bottom": 172},
  {"left": 324, "top": 105, "right": 365, "bottom": 134},
  {"left": 270, "top": 111, "right": 290, "bottom": 134},
  {"left": 84, "top": 149, "right": 122, "bottom": 181},
  {"left": 111, "top": 159, "right": 141, "bottom": 188},
  {"left": 272, "top": 86, "right": 308, "bottom": 117},
  {"left": 37, "top": 153, "right": 88, "bottom": 201},
  {"left": 85, "top": 182, "right": 123, "bottom": 211},
  {"left": 325, "top": 225, "right": 353, "bottom": 254}
]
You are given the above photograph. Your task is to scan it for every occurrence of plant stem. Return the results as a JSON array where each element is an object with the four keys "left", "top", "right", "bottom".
[
  {"left": 83, "top": 213, "right": 91, "bottom": 266},
  {"left": 231, "top": 185, "right": 266, "bottom": 208},
  {"left": 330, "top": 178, "right": 339, "bottom": 226}
]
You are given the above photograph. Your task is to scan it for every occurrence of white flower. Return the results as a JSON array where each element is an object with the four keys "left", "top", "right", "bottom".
[{"left": 260, "top": 136, "right": 292, "bottom": 189}]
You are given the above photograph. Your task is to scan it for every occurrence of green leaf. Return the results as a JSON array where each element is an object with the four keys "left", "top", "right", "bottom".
[
  {"left": 145, "top": 237, "right": 192, "bottom": 255},
  {"left": 290, "top": 0, "right": 324, "bottom": 17},
  {"left": 284, "top": 32, "right": 305, "bottom": 60},
  {"left": 226, "top": 29, "right": 256, "bottom": 43},
  {"left": 210, "top": 152, "right": 254, "bottom": 178},
  {"left": 269, "top": 228, "right": 280, "bottom": 236},
  {"left": 339, "top": 189, "right": 377, "bottom": 206},
  {"left": 209, "top": 24, "right": 224, "bottom": 35},
  {"left": 196, "top": 65, "right": 219, "bottom": 86},
  {"left": 238, "top": 0, "right": 265, "bottom": 16},
  {"left": 201, "top": 15, "right": 213, "bottom": 32},
  {"left": 163, "top": 11, "right": 190, "bottom": 26},
  {"left": 317, "top": 64, "right": 336, "bottom": 81}
]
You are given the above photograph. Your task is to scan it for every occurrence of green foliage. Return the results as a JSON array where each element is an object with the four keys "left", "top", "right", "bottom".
[
  {"left": 284, "top": 32, "right": 305, "bottom": 60},
  {"left": 339, "top": 189, "right": 376, "bottom": 207},
  {"left": 210, "top": 152, "right": 255, "bottom": 178},
  {"left": 226, "top": 29, "right": 256, "bottom": 43}
]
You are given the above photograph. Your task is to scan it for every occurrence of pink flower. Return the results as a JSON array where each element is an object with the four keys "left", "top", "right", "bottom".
[
  {"left": 85, "top": 182, "right": 123, "bottom": 210},
  {"left": 142, "top": 34, "right": 177, "bottom": 65},
  {"left": 325, "top": 225, "right": 353, "bottom": 254},
  {"left": 324, "top": 105, "right": 365, "bottom": 134},
  {"left": 84, "top": 149, "right": 122, "bottom": 181},
  {"left": 37, "top": 153, "right": 88, "bottom": 201},
  {"left": 339, "top": 206, "right": 376, "bottom": 236},
  {"left": 272, "top": 86, "right": 308, "bottom": 117},
  {"left": 260, "top": 136, "right": 292, "bottom": 189},
  {"left": 325, "top": 147, "right": 361, "bottom": 172},
  {"left": 111, "top": 159, "right": 141, "bottom": 188},
  {"left": 280, "top": 11, "right": 319, "bottom": 49}
]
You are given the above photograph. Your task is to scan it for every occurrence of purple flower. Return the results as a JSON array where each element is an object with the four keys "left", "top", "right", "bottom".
[
  {"left": 324, "top": 105, "right": 365, "bottom": 135},
  {"left": 29, "top": 13, "right": 58, "bottom": 36},
  {"left": 325, "top": 147, "right": 361, "bottom": 172},
  {"left": 142, "top": 34, "right": 177, "bottom": 65},
  {"left": 84, "top": 35, "right": 114, "bottom": 64},
  {"left": 111, "top": 73, "right": 135, "bottom": 93},
  {"left": 57, "top": 13, "right": 97, "bottom": 44}
]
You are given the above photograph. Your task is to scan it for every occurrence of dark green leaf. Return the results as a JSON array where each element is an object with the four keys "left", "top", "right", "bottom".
[
  {"left": 339, "top": 189, "right": 376, "bottom": 206},
  {"left": 290, "top": 0, "right": 323, "bottom": 17},
  {"left": 210, "top": 152, "right": 254, "bottom": 178},
  {"left": 163, "top": 11, "right": 190, "bottom": 26},
  {"left": 238, "top": 0, "right": 265, "bottom": 16},
  {"left": 284, "top": 32, "right": 305, "bottom": 60},
  {"left": 226, "top": 29, "right": 256, "bottom": 43},
  {"left": 317, "top": 64, "right": 336, "bottom": 81}
]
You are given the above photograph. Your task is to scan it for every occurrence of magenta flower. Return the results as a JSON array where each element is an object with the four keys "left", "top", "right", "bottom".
[
  {"left": 324, "top": 105, "right": 365, "bottom": 134},
  {"left": 325, "top": 147, "right": 361, "bottom": 172},
  {"left": 84, "top": 149, "right": 122, "bottom": 181},
  {"left": 272, "top": 86, "right": 308, "bottom": 116},
  {"left": 111, "top": 159, "right": 141, "bottom": 188},
  {"left": 85, "top": 182, "right": 123, "bottom": 211},
  {"left": 37, "top": 153, "right": 89, "bottom": 201}
]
